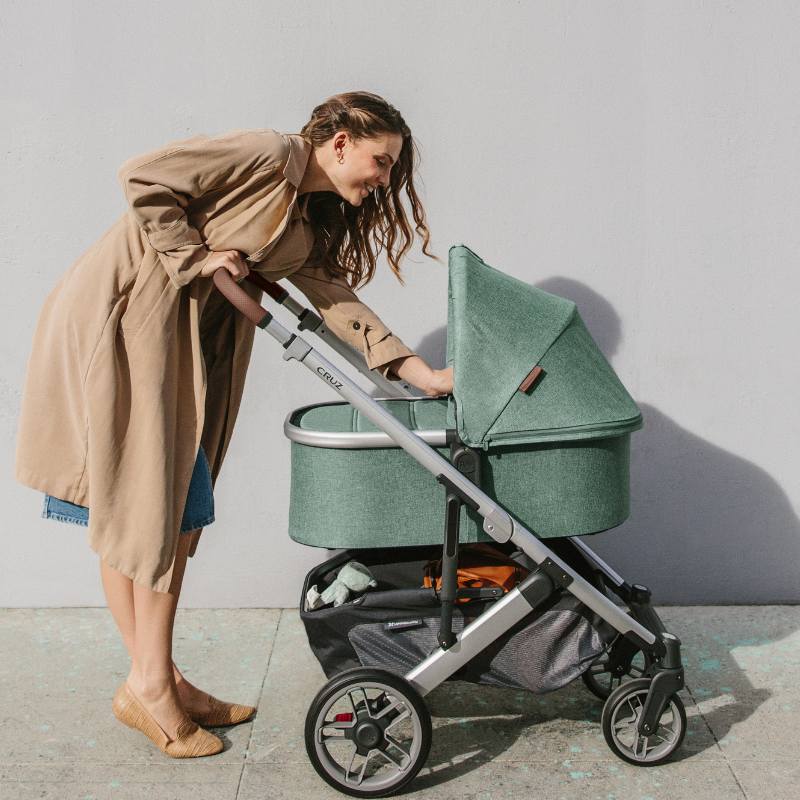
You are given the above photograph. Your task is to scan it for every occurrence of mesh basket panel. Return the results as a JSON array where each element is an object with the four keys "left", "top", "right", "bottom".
[{"left": 348, "top": 605, "right": 605, "bottom": 695}]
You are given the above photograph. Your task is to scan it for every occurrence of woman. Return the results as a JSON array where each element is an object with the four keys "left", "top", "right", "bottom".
[{"left": 15, "top": 91, "right": 453, "bottom": 757}]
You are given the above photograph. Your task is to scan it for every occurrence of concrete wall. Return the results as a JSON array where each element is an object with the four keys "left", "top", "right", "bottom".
[{"left": 2, "top": 1, "right": 797, "bottom": 606}]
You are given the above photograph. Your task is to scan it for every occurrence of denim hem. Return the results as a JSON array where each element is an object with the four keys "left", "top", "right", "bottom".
[
  {"left": 42, "top": 495, "right": 89, "bottom": 526},
  {"left": 42, "top": 511, "right": 89, "bottom": 527},
  {"left": 41, "top": 446, "right": 214, "bottom": 533},
  {"left": 180, "top": 514, "right": 215, "bottom": 533}
]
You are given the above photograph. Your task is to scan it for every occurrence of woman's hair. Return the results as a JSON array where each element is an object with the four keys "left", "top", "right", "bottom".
[{"left": 300, "top": 90, "right": 437, "bottom": 289}]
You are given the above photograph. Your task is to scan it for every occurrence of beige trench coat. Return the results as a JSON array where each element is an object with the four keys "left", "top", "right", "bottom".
[{"left": 15, "top": 128, "right": 416, "bottom": 591}]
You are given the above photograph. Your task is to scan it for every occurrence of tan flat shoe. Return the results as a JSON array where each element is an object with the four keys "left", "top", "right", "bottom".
[
  {"left": 190, "top": 693, "right": 257, "bottom": 727},
  {"left": 112, "top": 683, "right": 224, "bottom": 758}
]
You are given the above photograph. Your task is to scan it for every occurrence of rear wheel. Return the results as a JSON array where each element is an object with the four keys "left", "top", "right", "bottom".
[{"left": 305, "top": 667, "right": 432, "bottom": 798}]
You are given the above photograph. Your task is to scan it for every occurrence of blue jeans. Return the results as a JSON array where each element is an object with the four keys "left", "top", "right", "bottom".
[{"left": 42, "top": 445, "right": 215, "bottom": 533}]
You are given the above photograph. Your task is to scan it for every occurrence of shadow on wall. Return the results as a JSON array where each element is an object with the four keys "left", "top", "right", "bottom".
[
  {"left": 403, "top": 276, "right": 799, "bottom": 605},
  {"left": 538, "top": 276, "right": 800, "bottom": 606}
]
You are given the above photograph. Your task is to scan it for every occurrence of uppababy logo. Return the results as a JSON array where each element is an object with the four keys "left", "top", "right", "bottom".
[
  {"left": 316, "top": 367, "right": 344, "bottom": 390},
  {"left": 384, "top": 618, "right": 424, "bottom": 632}
]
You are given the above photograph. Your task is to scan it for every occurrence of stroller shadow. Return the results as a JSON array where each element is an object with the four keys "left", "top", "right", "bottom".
[
  {"left": 410, "top": 679, "right": 609, "bottom": 789},
  {"left": 370, "top": 275, "right": 797, "bottom": 780},
  {"left": 405, "top": 676, "right": 711, "bottom": 792}
]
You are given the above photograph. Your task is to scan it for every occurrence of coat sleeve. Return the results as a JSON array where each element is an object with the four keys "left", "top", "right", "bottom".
[
  {"left": 285, "top": 263, "right": 417, "bottom": 380},
  {"left": 117, "top": 129, "right": 287, "bottom": 288}
]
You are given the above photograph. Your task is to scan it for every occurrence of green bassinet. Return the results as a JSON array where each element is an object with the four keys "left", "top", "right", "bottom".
[{"left": 286, "top": 245, "right": 642, "bottom": 548}]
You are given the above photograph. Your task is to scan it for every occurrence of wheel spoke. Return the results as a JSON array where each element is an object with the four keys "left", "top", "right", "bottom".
[
  {"left": 373, "top": 695, "right": 405, "bottom": 722},
  {"left": 360, "top": 688, "right": 374, "bottom": 718},
  {"left": 345, "top": 748, "right": 372, "bottom": 785},
  {"left": 384, "top": 708, "right": 412, "bottom": 734},
  {"left": 652, "top": 729, "right": 676, "bottom": 745},
  {"left": 347, "top": 687, "right": 371, "bottom": 718},
  {"left": 345, "top": 748, "right": 359, "bottom": 783},
  {"left": 319, "top": 721, "right": 352, "bottom": 741},
  {"left": 613, "top": 716, "right": 636, "bottom": 734},
  {"left": 634, "top": 734, "right": 651, "bottom": 759},
  {"left": 376, "top": 741, "right": 408, "bottom": 770},
  {"left": 385, "top": 732, "right": 411, "bottom": 759}
]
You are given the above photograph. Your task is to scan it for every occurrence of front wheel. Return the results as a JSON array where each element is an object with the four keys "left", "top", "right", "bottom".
[
  {"left": 305, "top": 667, "right": 432, "bottom": 798},
  {"left": 601, "top": 678, "right": 686, "bottom": 766}
]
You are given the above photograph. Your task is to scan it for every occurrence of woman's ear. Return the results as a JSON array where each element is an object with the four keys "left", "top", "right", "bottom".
[{"left": 332, "top": 131, "right": 348, "bottom": 156}]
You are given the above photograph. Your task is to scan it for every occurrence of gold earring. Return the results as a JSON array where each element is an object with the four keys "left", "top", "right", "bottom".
[{"left": 337, "top": 149, "right": 344, "bottom": 164}]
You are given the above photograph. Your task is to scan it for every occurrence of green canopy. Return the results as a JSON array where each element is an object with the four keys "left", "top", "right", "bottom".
[{"left": 446, "top": 245, "right": 642, "bottom": 449}]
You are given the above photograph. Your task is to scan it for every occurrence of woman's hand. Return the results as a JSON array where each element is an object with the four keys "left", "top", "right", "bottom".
[
  {"left": 199, "top": 249, "right": 250, "bottom": 282},
  {"left": 385, "top": 356, "right": 453, "bottom": 397},
  {"left": 425, "top": 366, "right": 454, "bottom": 397}
]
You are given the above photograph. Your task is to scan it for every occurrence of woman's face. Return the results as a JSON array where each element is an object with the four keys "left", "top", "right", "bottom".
[{"left": 330, "top": 131, "right": 403, "bottom": 207}]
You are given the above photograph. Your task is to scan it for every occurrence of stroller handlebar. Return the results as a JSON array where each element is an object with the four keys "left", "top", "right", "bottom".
[
  {"left": 212, "top": 268, "right": 414, "bottom": 398},
  {"left": 243, "top": 270, "right": 288, "bottom": 303},
  {"left": 212, "top": 269, "right": 272, "bottom": 329}
]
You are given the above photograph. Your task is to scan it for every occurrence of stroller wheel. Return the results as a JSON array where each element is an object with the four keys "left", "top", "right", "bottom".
[
  {"left": 305, "top": 667, "right": 432, "bottom": 798},
  {"left": 582, "top": 645, "right": 653, "bottom": 700},
  {"left": 601, "top": 678, "right": 686, "bottom": 766}
]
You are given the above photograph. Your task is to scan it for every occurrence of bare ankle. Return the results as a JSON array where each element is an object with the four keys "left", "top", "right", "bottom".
[{"left": 128, "top": 667, "right": 174, "bottom": 692}]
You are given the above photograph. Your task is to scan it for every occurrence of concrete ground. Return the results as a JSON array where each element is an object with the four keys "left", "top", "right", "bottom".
[{"left": 0, "top": 605, "right": 797, "bottom": 800}]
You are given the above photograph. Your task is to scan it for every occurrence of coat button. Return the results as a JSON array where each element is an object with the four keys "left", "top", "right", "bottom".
[{"left": 352, "top": 321, "right": 361, "bottom": 330}]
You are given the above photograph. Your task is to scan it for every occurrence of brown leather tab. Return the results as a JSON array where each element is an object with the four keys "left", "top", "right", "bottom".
[{"left": 519, "top": 365, "right": 544, "bottom": 393}]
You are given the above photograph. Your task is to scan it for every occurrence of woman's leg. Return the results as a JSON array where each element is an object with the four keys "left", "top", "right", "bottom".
[
  {"left": 100, "top": 530, "right": 214, "bottom": 716},
  {"left": 101, "top": 548, "right": 192, "bottom": 677},
  {"left": 100, "top": 559, "right": 136, "bottom": 657},
  {"left": 124, "top": 531, "right": 194, "bottom": 738}
]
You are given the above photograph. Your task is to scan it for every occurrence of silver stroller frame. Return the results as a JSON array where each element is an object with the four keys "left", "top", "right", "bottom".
[{"left": 221, "top": 271, "right": 687, "bottom": 794}]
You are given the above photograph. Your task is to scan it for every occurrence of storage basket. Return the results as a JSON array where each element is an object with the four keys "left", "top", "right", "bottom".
[{"left": 299, "top": 544, "right": 614, "bottom": 694}]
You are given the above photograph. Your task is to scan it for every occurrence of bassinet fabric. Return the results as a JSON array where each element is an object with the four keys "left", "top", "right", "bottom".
[
  {"left": 287, "top": 398, "right": 633, "bottom": 545},
  {"left": 285, "top": 245, "right": 642, "bottom": 547},
  {"left": 446, "top": 244, "right": 642, "bottom": 449}
]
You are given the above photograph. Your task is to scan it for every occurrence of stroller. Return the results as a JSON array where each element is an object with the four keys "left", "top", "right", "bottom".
[{"left": 220, "top": 245, "right": 686, "bottom": 797}]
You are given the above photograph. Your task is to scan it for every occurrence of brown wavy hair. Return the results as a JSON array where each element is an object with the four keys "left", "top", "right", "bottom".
[{"left": 300, "top": 91, "right": 438, "bottom": 289}]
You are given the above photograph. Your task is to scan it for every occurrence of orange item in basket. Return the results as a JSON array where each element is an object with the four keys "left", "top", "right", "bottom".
[{"left": 422, "top": 543, "right": 530, "bottom": 603}]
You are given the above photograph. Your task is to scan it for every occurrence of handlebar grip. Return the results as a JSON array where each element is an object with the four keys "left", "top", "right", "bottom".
[
  {"left": 244, "top": 271, "right": 288, "bottom": 303},
  {"left": 212, "top": 269, "right": 272, "bottom": 328}
]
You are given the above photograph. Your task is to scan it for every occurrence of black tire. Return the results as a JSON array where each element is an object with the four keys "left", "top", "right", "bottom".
[
  {"left": 601, "top": 677, "right": 686, "bottom": 766},
  {"left": 305, "top": 667, "right": 432, "bottom": 798}
]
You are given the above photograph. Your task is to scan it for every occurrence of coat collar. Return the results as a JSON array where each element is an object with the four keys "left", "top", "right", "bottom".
[{"left": 247, "top": 134, "right": 313, "bottom": 263}]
